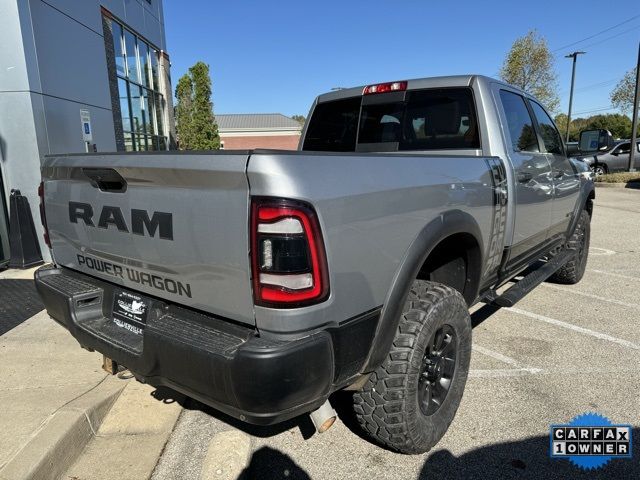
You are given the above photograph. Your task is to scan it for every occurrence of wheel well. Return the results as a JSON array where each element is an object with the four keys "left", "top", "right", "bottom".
[
  {"left": 416, "top": 233, "right": 482, "bottom": 305},
  {"left": 594, "top": 162, "right": 608, "bottom": 173},
  {"left": 586, "top": 191, "right": 595, "bottom": 217}
]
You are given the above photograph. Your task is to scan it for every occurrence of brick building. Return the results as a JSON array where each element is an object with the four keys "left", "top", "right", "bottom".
[{"left": 216, "top": 114, "right": 302, "bottom": 150}]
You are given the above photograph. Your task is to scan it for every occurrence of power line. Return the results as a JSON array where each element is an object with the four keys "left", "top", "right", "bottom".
[
  {"left": 560, "top": 77, "right": 619, "bottom": 95},
  {"left": 579, "top": 24, "right": 640, "bottom": 50},
  {"left": 572, "top": 106, "right": 618, "bottom": 116},
  {"left": 577, "top": 79, "right": 619, "bottom": 91},
  {"left": 552, "top": 14, "right": 640, "bottom": 52}
]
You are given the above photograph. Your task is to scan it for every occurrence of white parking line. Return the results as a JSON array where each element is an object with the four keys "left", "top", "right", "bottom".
[
  {"left": 472, "top": 345, "right": 541, "bottom": 373},
  {"left": 540, "top": 283, "right": 640, "bottom": 310},
  {"left": 469, "top": 366, "right": 640, "bottom": 378},
  {"left": 589, "top": 247, "right": 616, "bottom": 256},
  {"left": 590, "top": 269, "right": 640, "bottom": 281},
  {"left": 507, "top": 307, "right": 640, "bottom": 350}
]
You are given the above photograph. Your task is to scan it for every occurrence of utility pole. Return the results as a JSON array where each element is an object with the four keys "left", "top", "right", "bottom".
[
  {"left": 628, "top": 42, "right": 640, "bottom": 172},
  {"left": 565, "top": 51, "right": 586, "bottom": 144}
]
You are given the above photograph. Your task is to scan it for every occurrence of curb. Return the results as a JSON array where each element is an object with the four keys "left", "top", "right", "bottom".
[
  {"left": 0, "top": 376, "right": 126, "bottom": 480},
  {"left": 594, "top": 182, "right": 640, "bottom": 189}
]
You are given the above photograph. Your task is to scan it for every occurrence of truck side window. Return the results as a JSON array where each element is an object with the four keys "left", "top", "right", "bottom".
[
  {"left": 617, "top": 143, "right": 631, "bottom": 155},
  {"left": 529, "top": 101, "right": 564, "bottom": 156},
  {"left": 499, "top": 90, "right": 539, "bottom": 153}
]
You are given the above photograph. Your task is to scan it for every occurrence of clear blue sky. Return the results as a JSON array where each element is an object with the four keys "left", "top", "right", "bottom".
[{"left": 164, "top": 0, "right": 640, "bottom": 118}]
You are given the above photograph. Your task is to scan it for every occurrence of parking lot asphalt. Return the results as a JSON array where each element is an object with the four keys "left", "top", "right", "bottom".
[{"left": 152, "top": 188, "right": 640, "bottom": 480}]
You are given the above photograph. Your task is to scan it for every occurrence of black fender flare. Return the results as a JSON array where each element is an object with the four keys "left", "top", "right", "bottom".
[
  {"left": 566, "top": 180, "right": 595, "bottom": 238},
  {"left": 361, "top": 209, "right": 484, "bottom": 373}
]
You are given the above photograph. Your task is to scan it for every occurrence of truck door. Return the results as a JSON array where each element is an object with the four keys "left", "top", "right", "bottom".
[
  {"left": 497, "top": 89, "right": 554, "bottom": 261},
  {"left": 528, "top": 100, "right": 580, "bottom": 239}
]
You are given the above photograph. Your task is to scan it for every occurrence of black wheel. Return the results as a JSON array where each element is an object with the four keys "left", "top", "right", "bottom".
[
  {"left": 548, "top": 209, "right": 591, "bottom": 284},
  {"left": 353, "top": 281, "right": 471, "bottom": 454},
  {"left": 590, "top": 164, "right": 606, "bottom": 177}
]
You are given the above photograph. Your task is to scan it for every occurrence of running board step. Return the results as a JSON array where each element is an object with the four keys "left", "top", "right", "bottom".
[{"left": 489, "top": 250, "right": 574, "bottom": 308}]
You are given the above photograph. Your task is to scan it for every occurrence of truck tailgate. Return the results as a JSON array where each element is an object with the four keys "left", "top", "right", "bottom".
[{"left": 41, "top": 152, "right": 255, "bottom": 326}]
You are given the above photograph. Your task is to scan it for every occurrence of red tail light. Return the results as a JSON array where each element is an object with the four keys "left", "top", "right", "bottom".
[
  {"left": 251, "top": 198, "right": 329, "bottom": 307},
  {"left": 363, "top": 81, "right": 407, "bottom": 95},
  {"left": 38, "top": 181, "right": 51, "bottom": 248}
]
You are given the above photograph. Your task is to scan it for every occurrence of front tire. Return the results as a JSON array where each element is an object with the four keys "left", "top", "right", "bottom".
[
  {"left": 590, "top": 164, "right": 607, "bottom": 177},
  {"left": 353, "top": 281, "right": 471, "bottom": 454},
  {"left": 548, "top": 209, "right": 591, "bottom": 284}
]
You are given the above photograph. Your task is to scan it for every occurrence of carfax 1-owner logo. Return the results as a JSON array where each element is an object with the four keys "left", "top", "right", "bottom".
[{"left": 550, "top": 412, "right": 632, "bottom": 470}]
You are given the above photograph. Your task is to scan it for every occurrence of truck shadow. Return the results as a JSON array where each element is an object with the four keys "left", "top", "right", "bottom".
[
  {"left": 0, "top": 278, "right": 45, "bottom": 335},
  {"left": 240, "top": 446, "right": 311, "bottom": 480},
  {"left": 181, "top": 397, "right": 317, "bottom": 440},
  {"left": 169, "top": 304, "right": 506, "bottom": 446},
  {"left": 417, "top": 427, "right": 638, "bottom": 480},
  {"left": 331, "top": 303, "right": 504, "bottom": 446}
]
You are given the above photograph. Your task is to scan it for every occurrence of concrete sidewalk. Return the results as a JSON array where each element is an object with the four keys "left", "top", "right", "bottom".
[
  {"left": 0, "top": 310, "right": 116, "bottom": 475},
  {"left": 0, "top": 288, "right": 184, "bottom": 480},
  {"left": 0, "top": 310, "right": 109, "bottom": 463}
]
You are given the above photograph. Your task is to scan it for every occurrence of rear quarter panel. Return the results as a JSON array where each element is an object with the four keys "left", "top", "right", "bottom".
[{"left": 248, "top": 151, "right": 499, "bottom": 334}]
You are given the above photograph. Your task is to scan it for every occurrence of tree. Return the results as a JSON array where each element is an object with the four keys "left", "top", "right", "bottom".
[
  {"left": 500, "top": 30, "right": 560, "bottom": 113},
  {"left": 610, "top": 68, "right": 637, "bottom": 114},
  {"left": 175, "top": 75, "right": 193, "bottom": 149},
  {"left": 585, "top": 113, "right": 632, "bottom": 140},
  {"left": 554, "top": 113, "right": 632, "bottom": 141},
  {"left": 174, "top": 62, "right": 220, "bottom": 150},
  {"left": 291, "top": 115, "right": 306, "bottom": 125}
]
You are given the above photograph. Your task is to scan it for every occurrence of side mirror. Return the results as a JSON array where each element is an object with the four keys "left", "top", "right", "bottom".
[{"left": 578, "top": 129, "right": 614, "bottom": 153}]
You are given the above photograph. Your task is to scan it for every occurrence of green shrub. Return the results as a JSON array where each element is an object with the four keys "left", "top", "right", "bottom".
[{"left": 594, "top": 172, "right": 640, "bottom": 184}]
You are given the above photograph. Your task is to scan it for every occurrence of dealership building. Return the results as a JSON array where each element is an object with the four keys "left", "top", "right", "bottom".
[{"left": 0, "top": 0, "right": 175, "bottom": 265}]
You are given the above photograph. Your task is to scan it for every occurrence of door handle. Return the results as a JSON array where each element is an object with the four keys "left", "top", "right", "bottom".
[{"left": 82, "top": 168, "right": 127, "bottom": 193}]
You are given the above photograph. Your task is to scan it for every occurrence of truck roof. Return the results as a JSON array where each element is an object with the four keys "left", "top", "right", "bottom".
[{"left": 315, "top": 74, "right": 528, "bottom": 104}]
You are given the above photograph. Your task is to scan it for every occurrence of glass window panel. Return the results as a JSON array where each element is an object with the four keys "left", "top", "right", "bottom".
[
  {"left": 138, "top": 41, "right": 151, "bottom": 88},
  {"left": 137, "top": 134, "right": 148, "bottom": 151},
  {"left": 302, "top": 97, "right": 361, "bottom": 151},
  {"left": 142, "top": 88, "right": 154, "bottom": 134},
  {"left": 123, "top": 133, "right": 134, "bottom": 152},
  {"left": 151, "top": 49, "right": 160, "bottom": 90},
  {"left": 124, "top": 30, "right": 139, "bottom": 82},
  {"left": 112, "top": 22, "right": 126, "bottom": 77},
  {"left": 148, "top": 136, "right": 159, "bottom": 151},
  {"left": 530, "top": 101, "right": 564, "bottom": 155},
  {"left": 118, "top": 79, "right": 132, "bottom": 132},
  {"left": 130, "top": 85, "right": 144, "bottom": 133},
  {"left": 499, "top": 90, "right": 539, "bottom": 153},
  {"left": 154, "top": 93, "right": 164, "bottom": 136}
]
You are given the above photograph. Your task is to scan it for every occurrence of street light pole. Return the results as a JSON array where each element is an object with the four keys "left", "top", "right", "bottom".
[
  {"left": 628, "top": 42, "right": 640, "bottom": 172},
  {"left": 565, "top": 51, "right": 586, "bottom": 144}
]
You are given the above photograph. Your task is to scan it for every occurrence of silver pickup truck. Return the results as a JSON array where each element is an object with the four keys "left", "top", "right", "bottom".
[{"left": 35, "top": 75, "right": 595, "bottom": 454}]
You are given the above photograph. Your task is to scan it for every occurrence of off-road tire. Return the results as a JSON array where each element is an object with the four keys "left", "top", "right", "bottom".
[
  {"left": 548, "top": 209, "right": 591, "bottom": 284},
  {"left": 353, "top": 280, "right": 471, "bottom": 454}
]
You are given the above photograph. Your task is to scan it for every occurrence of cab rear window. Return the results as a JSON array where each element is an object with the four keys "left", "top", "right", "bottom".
[
  {"left": 302, "top": 88, "right": 480, "bottom": 152},
  {"left": 359, "top": 88, "right": 479, "bottom": 150},
  {"left": 302, "top": 97, "right": 360, "bottom": 152}
]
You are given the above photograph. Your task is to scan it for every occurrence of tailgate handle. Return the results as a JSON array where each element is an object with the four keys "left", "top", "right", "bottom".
[{"left": 83, "top": 168, "right": 127, "bottom": 193}]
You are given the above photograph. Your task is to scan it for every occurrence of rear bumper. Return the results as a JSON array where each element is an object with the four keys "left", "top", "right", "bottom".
[{"left": 34, "top": 266, "right": 379, "bottom": 425}]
